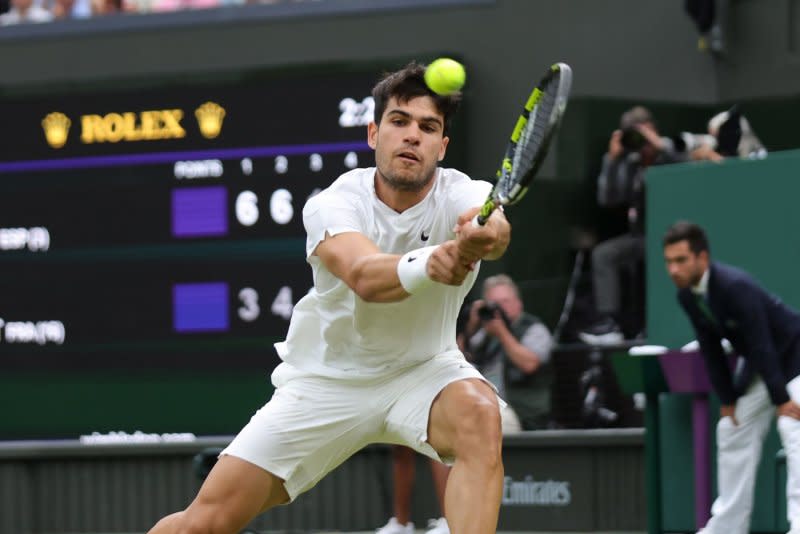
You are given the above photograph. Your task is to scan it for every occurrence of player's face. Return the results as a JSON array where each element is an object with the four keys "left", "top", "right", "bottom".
[
  {"left": 368, "top": 96, "right": 449, "bottom": 192},
  {"left": 664, "top": 240, "right": 709, "bottom": 289},
  {"left": 484, "top": 284, "right": 523, "bottom": 323}
]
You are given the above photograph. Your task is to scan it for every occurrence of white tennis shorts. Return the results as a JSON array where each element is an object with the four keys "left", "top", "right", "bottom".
[{"left": 221, "top": 351, "right": 494, "bottom": 500}]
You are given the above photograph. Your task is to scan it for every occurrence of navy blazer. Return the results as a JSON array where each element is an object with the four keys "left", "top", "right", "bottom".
[{"left": 677, "top": 261, "right": 800, "bottom": 406}]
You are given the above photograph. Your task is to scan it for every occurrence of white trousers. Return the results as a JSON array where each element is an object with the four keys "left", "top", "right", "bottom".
[{"left": 702, "top": 375, "right": 800, "bottom": 534}]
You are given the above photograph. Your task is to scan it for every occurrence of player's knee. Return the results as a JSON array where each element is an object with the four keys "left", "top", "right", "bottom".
[{"left": 454, "top": 397, "right": 502, "bottom": 458}]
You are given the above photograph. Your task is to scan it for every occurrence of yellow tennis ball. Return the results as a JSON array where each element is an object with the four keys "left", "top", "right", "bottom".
[{"left": 424, "top": 58, "right": 466, "bottom": 96}]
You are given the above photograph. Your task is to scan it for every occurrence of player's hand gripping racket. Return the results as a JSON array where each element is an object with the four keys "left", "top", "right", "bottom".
[{"left": 475, "top": 62, "right": 573, "bottom": 226}]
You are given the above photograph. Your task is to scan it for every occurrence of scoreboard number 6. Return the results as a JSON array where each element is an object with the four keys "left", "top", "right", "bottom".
[
  {"left": 269, "top": 188, "right": 293, "bottom": 225},
  {"left": 235, "top": 189, "right": 294, "bottom": 226},
  {"left": 235, "top": 191, "right": 259, "bottom": 226}
]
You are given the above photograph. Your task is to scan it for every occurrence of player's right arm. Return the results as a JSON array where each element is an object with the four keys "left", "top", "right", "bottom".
[
  {"left": 314, "top": 232, "right": 471, "bottom": 303},
  {"left": 454, "top": 206, "right": 510, "bottom": 262}
]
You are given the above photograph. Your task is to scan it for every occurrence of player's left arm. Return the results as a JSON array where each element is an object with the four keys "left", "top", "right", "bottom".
[{"left": 454, "top": 206, "right": 511, "bottom": 263}]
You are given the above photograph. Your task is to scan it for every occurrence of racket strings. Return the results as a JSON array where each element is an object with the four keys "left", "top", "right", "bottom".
[
  {"left": 509, "top": 77, "right": 560, "bottom": 182},
  {"left": 489, "top": 63, "right": 571, "bottom": 209}
]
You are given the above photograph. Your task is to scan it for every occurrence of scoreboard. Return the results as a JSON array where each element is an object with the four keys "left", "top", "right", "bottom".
[{"left": 0, "top": 65, "right": 382, "bottom": 438}]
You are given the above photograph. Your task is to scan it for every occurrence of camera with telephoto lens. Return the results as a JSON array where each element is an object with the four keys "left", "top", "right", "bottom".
[
  {"left": 620, "top": 126, "right": 647, "bottom": 152},
  {"left": 477, "top": 302, "right": 510, "bottom": 327},
  {"left": 478, "top": 301, "right": 500, "bottom": 321}
]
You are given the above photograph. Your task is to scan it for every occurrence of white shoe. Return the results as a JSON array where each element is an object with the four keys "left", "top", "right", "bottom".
[
  {"left": 578, "top": 318, "right": 625, "bottom": 346},
  {"left": 424, "top": 517, "right": 450, "bottom": 534},
  {"left": 578, "top": 330, "right": 624, "bottom": 345},
  {"left": 376, "top": 517, "right": 414, "bottom": 534}
]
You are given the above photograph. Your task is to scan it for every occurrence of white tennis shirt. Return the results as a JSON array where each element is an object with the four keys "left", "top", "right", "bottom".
[{"left": 274, "top": 167, "right": 492, "bottom": 379}]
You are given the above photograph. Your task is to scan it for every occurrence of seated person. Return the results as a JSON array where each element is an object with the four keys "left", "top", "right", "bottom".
[{"left": 579, "top": 106, "right": 691, "bottom": 344}]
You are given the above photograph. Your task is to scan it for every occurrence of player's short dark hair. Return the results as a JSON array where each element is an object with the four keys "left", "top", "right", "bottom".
[
  {"left": 663, "top": 220, "right": 710, "bottom": 255},
  {"left": 372, "top": 61, "right": 461, "bottom": 136}
]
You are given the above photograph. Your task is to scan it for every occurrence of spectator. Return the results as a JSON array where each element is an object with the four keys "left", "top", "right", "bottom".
[
  {"left": 0, "top": 0, "right": 53, "bottom": 24},
  {"left": 90, "top": 0, "right": 121, "bottom": 15},
  {"left": 579, "top": 106, "right": 695, "bottom": 345},
  {"left": 51, "top": 0, "right": 91, "bottom": 19},
  {"left": 465, "top": 274, "right": 554, "bottom": 431}
]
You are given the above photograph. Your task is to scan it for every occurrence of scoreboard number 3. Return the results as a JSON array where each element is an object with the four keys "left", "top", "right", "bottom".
[{"left": 237, "top": 286, "right": 295, "bottom": 322}]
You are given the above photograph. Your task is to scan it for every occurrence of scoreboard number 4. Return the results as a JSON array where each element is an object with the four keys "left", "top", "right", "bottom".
[{"left": 237, "top": 286, "right": 295, "bottom": 322}]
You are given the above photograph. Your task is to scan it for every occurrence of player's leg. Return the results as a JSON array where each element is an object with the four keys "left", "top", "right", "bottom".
[
  {"left": 427, "top": 378, "right": 503, "bottom": 534},
  {"left": 148, "top": 455, "right": 289, "bottom": 534},
  {"left": 150, "top": 363, "right": 383, "bottom": 534},
  {"left": 702, "top": 378, "right": 772, "bottom": 534},
  {"left": 384, "top": 353, "right": 503, "bottom": 534},
  {"left": 429, "top": 459, "right": 449, "bottom": 516}
]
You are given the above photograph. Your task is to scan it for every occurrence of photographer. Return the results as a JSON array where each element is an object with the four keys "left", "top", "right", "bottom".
[
  {"left": 464, "top": 274, "right": 554, "bottom": 431},
  {"left": 579, "top": 106, "right": 696, "bottom": 345}
]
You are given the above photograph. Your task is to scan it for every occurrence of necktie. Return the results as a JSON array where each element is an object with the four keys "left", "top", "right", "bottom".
[{"left": 695, "top": 293, "right": 718, "bottom": 326}]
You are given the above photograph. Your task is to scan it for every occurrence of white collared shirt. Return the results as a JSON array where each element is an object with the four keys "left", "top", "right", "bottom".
[
  {"left": 275, "top": 167, "right": 492, "bottom": 379},
  {"left": 692, "top": 268, "right": 710, "bottom": 296}
]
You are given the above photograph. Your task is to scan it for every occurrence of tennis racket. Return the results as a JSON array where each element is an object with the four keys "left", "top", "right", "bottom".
[{"left": 476, "top": 62, "right": 572, "bottom": 225}]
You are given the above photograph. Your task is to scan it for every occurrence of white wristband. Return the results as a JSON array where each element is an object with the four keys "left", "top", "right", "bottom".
[{"left": 397, "top": 246, "right": 438, "bottom": 294}]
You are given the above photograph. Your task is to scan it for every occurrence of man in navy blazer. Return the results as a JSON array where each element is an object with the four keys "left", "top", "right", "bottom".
[{"left": 663, "top": 221, "right": 800, "bottom": 534}]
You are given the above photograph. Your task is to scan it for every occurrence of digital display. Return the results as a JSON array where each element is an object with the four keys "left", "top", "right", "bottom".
[{"left": 0, "top": 66, "right": 383, "bottom": 437}]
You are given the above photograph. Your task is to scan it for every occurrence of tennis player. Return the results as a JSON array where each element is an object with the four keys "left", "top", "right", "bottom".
[{"left": 147, "top": 61, "right": 511, "bottom": 534}]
